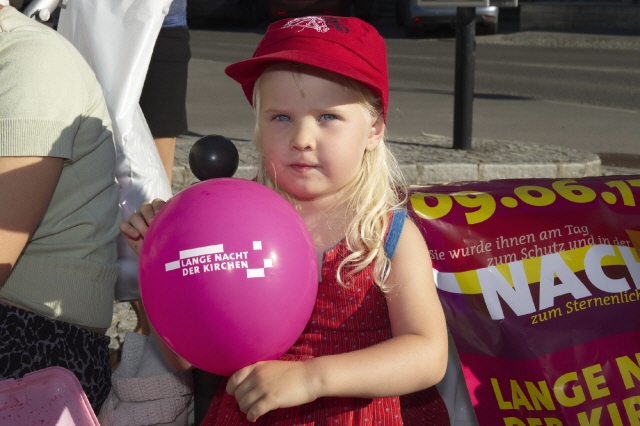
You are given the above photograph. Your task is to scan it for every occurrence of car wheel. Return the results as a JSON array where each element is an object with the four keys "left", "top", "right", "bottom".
[
  {"left": 241, "top": 0, "right": 259, "bottom": 27},
  {"left": 405, "top": 25, "right": 421, "bottom": 37},
  {"left": 395, "top": 0, "right": 407, "bottom": 26},
  {"left": 481, "top": 22, "right": 498, "bottom": 35},
  {"left": 355, "top": 0, "right": 379, "bottom": 21},
  {"left": 371, "top": 0, "right": 381, "bottom": 20},
  {"left": 348, "top": 1, "right": 356, "bottom": 17}
]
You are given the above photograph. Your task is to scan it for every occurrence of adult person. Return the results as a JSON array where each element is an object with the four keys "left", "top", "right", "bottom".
[
  {"left": 0, "top": 2, "right": 121, "bottom": 415},
  {"left": 139, "top": 0, "right": 190, "bottom": 187},
  {"left": 130, "top": 0, "right": 191, "bottom": 336}
]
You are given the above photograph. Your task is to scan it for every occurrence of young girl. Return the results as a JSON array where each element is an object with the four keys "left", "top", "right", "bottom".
[{"left": 121, "top": 16, "right": 450, "bottom": 425}]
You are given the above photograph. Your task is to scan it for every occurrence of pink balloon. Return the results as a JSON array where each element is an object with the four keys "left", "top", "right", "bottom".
[{"left": 139, "top": 178, "right": 317, "bottom": 376}]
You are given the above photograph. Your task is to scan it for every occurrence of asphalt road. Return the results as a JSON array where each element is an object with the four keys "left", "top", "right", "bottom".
[{"left": 184, "top": 18, "right": 640, "bottom": 168}]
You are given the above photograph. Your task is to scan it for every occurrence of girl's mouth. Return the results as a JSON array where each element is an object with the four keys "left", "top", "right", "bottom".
[{"left": 291, "top": 163, "right": 317, "bottom": 172}]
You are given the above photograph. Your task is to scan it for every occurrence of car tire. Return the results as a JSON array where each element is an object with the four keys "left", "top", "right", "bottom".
[
  {"left": 355, "top": 0, "right": 379, "bottom": 21},
  {"left": 348, "top": 1, "right": 356, "bottom": 18},
  {"left": 240, "top": 0, "right": 259, "bottom": 27},
  {"left": 481, "top": 22, "right": 498, "bottom": 35},
  {"left": 395, "top": 0, "right": 407, "bottom": 26},
  {"left": 405, "top": 25, "right": 421, "bottom": 37},
  {"left": 371, "top": 0, "right": 381, "bottom": 20}
]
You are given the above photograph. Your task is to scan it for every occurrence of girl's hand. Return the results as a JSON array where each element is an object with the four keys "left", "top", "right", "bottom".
[
  {"left": 118, "top": 198, "right": 166, "bottom": 256},
  {"left": 226, "top": 360, "right": 318, "bottom": 422}
]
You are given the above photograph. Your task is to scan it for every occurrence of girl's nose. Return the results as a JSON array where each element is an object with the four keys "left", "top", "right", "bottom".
[{"left": 290, "top": 122, "right": 316, "bottom": 152}]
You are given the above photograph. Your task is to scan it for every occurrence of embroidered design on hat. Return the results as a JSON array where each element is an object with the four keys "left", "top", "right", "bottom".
[
  {"left": 282, "top": 16, "right": 330, "bottom": 33},
  {"left": 281, "top": 16, "right": 352, "bottom": 34}
]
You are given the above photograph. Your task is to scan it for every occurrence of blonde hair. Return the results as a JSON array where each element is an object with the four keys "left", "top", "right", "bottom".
[{"left": 253, "top": 63, "right": 407, "bottom": 292}]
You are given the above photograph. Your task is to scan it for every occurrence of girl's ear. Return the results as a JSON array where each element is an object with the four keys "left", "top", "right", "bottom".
[{"left": 365, "top": 115, "right": 385, "bottom": 152}]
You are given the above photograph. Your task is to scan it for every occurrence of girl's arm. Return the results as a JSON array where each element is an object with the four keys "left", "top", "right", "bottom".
[
  {"left": 118, "top": 198, "right": 166, "bottom": 256},
  {"left": 119, "top": 198, "right": 194, "bottom": 372},
  {"left": 227, "top": 219, "right": 449, "bottom": 421}
]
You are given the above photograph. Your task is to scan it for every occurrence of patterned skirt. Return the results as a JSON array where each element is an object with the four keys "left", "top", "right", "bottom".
[{"left": 0, "top": 303, "right": 112, "bottom": 414}]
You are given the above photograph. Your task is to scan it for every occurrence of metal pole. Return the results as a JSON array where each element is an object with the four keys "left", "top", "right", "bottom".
[{"left": 453, "top": 7, "right": 476, "bottom": 150}]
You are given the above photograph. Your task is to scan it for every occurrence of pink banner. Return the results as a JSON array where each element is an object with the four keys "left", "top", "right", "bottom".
[{"left": 408, "top": 176, "right": 640, "bottom": 424}]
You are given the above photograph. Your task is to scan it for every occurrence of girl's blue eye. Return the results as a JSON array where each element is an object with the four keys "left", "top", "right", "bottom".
[
  {"left": 319, "top": 114, "right": 337, "bottom": 121},
  {"left": 274, "top": 115, "right": 290, "bottom": 122}
]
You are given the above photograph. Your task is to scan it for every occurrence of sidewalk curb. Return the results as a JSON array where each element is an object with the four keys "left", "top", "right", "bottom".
[{"left": 170, "top": 135, "right": 616, "bottom": 193}]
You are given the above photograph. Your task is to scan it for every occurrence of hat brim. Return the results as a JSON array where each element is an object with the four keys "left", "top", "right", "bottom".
[{"left": 225, "top": 50, "right": 386, "bottom": 118}]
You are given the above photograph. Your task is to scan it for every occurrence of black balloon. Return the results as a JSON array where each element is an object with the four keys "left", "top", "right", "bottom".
[{"left": 188, "top": 135, "right": 239, "bottom": 181}]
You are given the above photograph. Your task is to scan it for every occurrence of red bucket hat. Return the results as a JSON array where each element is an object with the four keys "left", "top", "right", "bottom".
[{"left": 225, "top": 16, "right": 389, "bottom": 120}]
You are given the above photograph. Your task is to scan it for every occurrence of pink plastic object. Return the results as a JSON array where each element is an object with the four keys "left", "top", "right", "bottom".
[
  {"left": 139, "top": 178, "right": 318, "bottom": 376},
  {"left": 0, "top": 367, "right": 99, "bottom": 426}
]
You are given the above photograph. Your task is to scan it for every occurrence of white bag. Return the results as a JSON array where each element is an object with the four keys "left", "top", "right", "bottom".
[
  {"left": 57, "top": 0, "right": 174, "bottom": 301},
  {"left": 98, "top": 333, "right": 194, "bottom": 426},
  {"left": 56, "top": 4, "right": 192, "bottom": 425}
]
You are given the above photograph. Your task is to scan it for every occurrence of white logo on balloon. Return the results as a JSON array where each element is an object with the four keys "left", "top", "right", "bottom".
[{"left": 164, "top": 241, "right": 273, "bottom": 278}]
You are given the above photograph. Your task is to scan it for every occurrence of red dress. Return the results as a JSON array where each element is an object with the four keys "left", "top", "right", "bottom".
[{"left": 203, "top": 212, "right": 450, "bottom": 425}]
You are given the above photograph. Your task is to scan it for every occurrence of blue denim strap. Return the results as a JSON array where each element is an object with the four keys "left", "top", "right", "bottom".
[{"left": 383, "top": 209, "right": 407, "bottom": 260}]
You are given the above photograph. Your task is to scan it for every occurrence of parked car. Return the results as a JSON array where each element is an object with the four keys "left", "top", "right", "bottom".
[
  {"left": 187, "top": 0, "right": 269, "bottom": 27},
  {"left": 268, "top": 0, "right": 380, "bottom": 21},
  {"left": 396, "top": 0, "right": 499, "bottom": 36}
]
